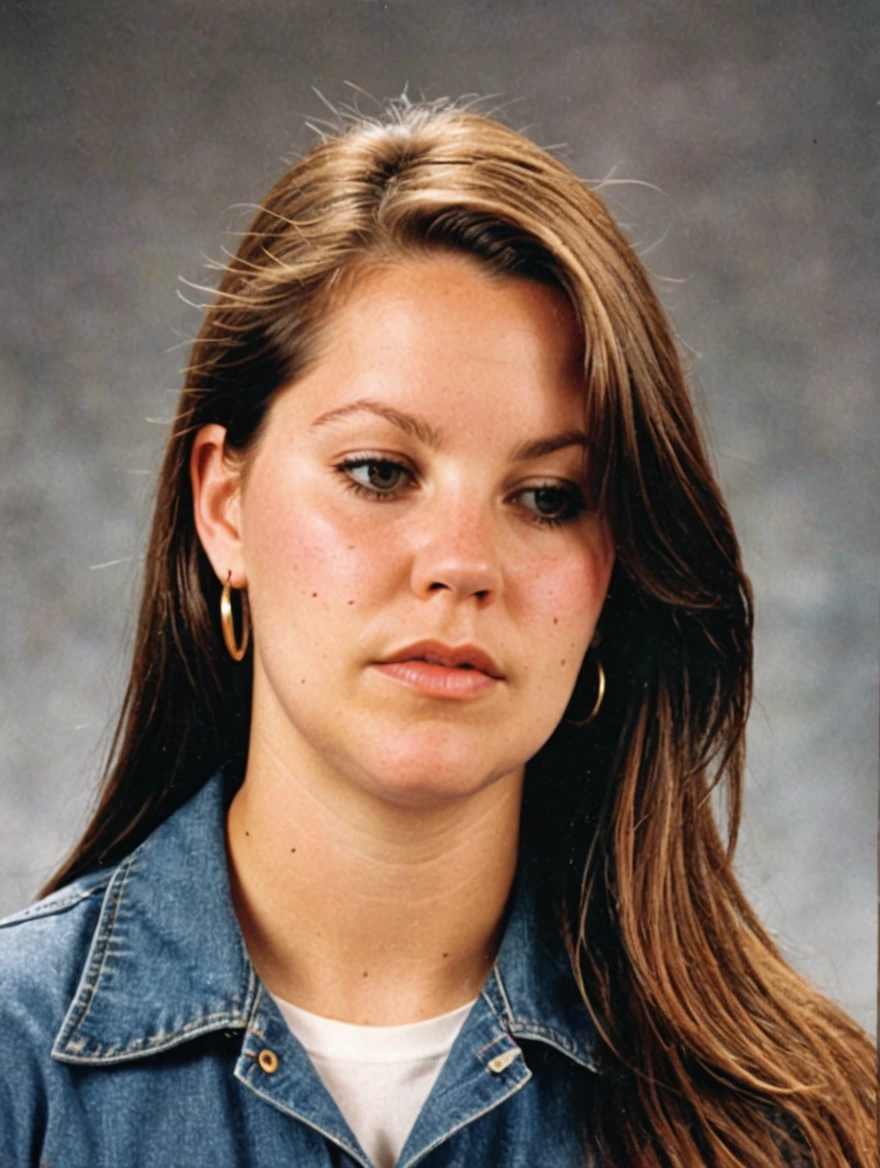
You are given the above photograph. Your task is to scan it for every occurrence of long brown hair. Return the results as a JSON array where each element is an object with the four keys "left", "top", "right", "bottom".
[{"left": 44, "top": 99, "right": 875, "bottom": 1164}]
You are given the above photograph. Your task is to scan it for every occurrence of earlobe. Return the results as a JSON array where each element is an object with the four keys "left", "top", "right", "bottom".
[{"left": 190, "top": 423, "right": 247, "bottom": 587}]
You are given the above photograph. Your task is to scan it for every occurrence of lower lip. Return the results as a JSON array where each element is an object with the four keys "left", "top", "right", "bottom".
[{"left": 373, "top": 661, "right": 500, "bottom": 700}]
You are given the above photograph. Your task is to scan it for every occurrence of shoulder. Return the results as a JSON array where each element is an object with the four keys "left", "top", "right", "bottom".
[
  {"left": 0, "top": 873, "right": 111, "bottom": 1159},
  {"left": 0, "top": 870, "right": 110, "bottom": 974},
  {"left": 0, "top": 870, "right": 111, "bottom": 1046}
]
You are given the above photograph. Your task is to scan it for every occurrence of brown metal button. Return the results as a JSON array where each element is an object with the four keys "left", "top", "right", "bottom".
[{"left": 257, "top": 1048, "right": 279, "bottom": 1074}]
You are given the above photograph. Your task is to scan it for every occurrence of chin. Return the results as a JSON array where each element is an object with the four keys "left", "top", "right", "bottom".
[{"left": 357, "top": 733, "right": 524, "bottom": 810}]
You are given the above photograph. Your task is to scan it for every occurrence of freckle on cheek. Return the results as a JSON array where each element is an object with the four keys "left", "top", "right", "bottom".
[
  {"left": 553, "top": 617, "right": 559, "bottom": 625},
  {"left": 312, "top": 592, "right": 318, "bottom": 598}
]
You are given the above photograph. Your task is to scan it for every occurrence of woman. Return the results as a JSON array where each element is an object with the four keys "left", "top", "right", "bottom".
[{"left": 0, "top": 100, "right": 874, "bottom": 1166}]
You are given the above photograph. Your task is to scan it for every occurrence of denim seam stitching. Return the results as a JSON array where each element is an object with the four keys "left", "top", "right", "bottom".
[
  {"left": 234, "top": 1064, "right": 372, "bottom": 1168},
  {"left": 399, "top": 1071, "right": 533, "bottom": 1168},
  {"left": 79, "top": 856, "right": 135, "bottom": 1003},
  {"left": 54, "top": 857, "right": 260, "bottom": 1061},
  {"left": 52, "top": 1013, "right": 250, "bottom": 1064},
  {"left": 490, "top": 959, "right": 595, "bottom": 1067},
  {"left": 490, "top": 966, "right": 516, "bottom": 1021},
  {"left": 0, "top": 882, "right": 108, "bottom": 928},
  {"left": 51, "top": 856, "right": 138, "bottom": 1059}
]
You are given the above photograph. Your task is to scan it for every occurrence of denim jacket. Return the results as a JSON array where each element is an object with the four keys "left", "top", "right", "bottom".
[{"left": 0, "top": 769, "right": 603, "bottom": 1166}]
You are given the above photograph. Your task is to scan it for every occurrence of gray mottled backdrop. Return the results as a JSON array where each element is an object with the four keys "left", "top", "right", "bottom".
[{"left": 1, "top": 1, "right": 877, "bottom": 1033}]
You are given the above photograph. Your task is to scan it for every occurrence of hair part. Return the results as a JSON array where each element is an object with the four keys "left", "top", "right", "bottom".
[{"left": 44, "top": 97, "right": 875, "bottom": 1166}]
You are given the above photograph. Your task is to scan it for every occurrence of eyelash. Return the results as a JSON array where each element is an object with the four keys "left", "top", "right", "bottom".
[{"left": 334, "top": 456, "right": 587, "bottom": 528}]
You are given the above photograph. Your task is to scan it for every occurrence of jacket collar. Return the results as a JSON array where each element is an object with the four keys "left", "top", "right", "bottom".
[
  {"left": 53, "top": 767, "right": 600, "bottom": 1071},
  {"left": 53, "top": 767, "right": 257, "bottom": 1064},
  {"left": 488, "top": 869, "right": 600, "bottom": 1070}
]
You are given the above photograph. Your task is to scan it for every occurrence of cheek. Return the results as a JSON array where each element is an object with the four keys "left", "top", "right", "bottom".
[
  {"left": 519, "top": 545, "right": 610, "bottom": 634},
  {"left": 512, "top": 544, "right": 611, "bottom": 701},
  {"left": 242, "top": 478, "right": 398, "bottom": 608}
]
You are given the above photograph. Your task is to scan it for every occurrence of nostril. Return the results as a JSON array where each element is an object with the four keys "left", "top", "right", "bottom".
[{"left": 417, "top": 565, "right": 500, "bottom": 602}]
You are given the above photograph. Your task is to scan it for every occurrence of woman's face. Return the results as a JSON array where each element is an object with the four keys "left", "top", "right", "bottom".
[{"left": 203, "top": 254, "right": 614, "bottom": 808}]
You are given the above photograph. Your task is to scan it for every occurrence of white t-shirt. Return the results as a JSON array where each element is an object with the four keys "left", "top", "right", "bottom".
[{"left": 271, "top": 994, "right": 476, "bottom": 1168}]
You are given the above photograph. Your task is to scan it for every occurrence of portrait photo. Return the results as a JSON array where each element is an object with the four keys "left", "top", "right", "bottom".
[{"left": 1, "top": 2, "right": 876, "bottom": 1164}]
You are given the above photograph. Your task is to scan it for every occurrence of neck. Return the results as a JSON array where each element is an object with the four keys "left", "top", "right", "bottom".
[{"left": 226, "top": 736, "right": 523, "bottom": 1026}]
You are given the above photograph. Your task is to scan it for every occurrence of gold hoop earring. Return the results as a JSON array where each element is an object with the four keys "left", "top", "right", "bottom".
[
  {"left": 220, "top": 572, "right": 250, "bottom": 662},
  {"left": 567, "top": 655, "right": 605, "bottom": 727}
]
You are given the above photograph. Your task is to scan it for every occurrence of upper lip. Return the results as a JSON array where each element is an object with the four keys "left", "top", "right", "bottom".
[{"left": 380, "top": 640, "right": 504, "bottom": 679}]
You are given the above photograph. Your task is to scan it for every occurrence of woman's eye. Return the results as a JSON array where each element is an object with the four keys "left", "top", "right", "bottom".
[
  {"left": 339, "top": 458, "right": 412, "bottom": 497},
  {"left": 517, "top": 484, "right": 585, "bottom": 525},
  {"left": 337, "top": 460, "right": 584, "bottom": 523}
]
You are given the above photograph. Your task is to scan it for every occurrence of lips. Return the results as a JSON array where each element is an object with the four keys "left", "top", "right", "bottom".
[{"left": 380, "top": 639, "right": 504, "bottom": 679}]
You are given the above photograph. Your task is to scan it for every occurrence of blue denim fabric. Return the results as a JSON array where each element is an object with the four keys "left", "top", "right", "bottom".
[{"left": 0, "top": 769, "right": 602, "bottom": 1166}]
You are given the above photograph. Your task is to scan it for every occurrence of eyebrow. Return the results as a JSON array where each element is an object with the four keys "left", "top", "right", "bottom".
[
  {"left": 310, "top": 397, "right": 589, "bottom": 461},
  {"left": 310, "top": 398, "right": 445, "bottom": 448}
]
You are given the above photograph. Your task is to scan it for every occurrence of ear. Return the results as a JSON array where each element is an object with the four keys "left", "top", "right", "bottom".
[{"left": 190, "top": 424, "right": 247, "bottom": 588}]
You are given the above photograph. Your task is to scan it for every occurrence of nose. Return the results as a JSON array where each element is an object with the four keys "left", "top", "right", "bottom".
[{"left": 409, "top": 496, "right": 503, "bottom": 604}]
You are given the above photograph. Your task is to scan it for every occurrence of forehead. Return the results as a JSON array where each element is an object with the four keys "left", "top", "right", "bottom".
[
  {"left": 332, "top": 252, "right": 580, "bottom": 353},
  {"left": 277, "top": 254, "right": 588, "bottom": 439}
]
